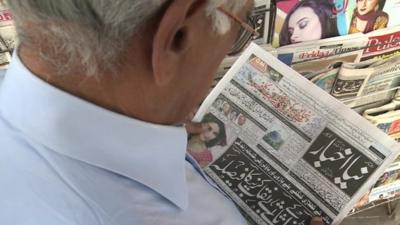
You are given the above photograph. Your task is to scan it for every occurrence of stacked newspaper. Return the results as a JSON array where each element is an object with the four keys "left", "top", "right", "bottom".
[
  {"left": 361, "top": 26, "right": 400, "bottom": 61},
  {"left": 272, "top": 29, "right": 400, "bottom": 112},
  {"left": 332, "top": 56, "right": 400, "bottom": 108},
  {"left": 276, "top": 33, "right": 368, "bottom": 80},
  {"left": 346, "top": 96, "right": 400, "bottom": 214},
  {"left": 350, "top": 156, "right": 400, "bottom": 215},
  {"left": 189, "top": 43, "right": 400, "bottom": 225}
]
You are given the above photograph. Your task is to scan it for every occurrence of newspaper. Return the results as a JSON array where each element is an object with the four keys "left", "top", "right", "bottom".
[
  {"left": 361, "top": 26, "right": 400, "bottom": 61},
  {"left": 229, "top": 0, "right": 271, "bottom": 55},
  {"left": 275, "top": 34, "right": 367, "bottom": 81},
  {"left": 189, "top": 43, "right": 400, "bottom": 225},
  {"left": 363, "top": 95, "right": 400, "bottom": 141},
  {"left": 252, "top": 0, "right": 272, "bottom": 45},
  {"left": 215, "top": 44, "right": 276, "bottom": 81},
  {"left": 0, "top": 2, "right": 17, "bottom": 70},
  {"left": 350, "top": 157, "right": 400, "bottom": 215},
  {"left": 332, "top": 56, "right": 400, "bottom": 108},
  {"left": 0, "top": 2, "right": 13, "bottom": 28},
  {"left": 276, "top": 33, "right": 367, "bottom": 66},
  {"left": 310, "top": 67, "right": 340, "bottom": 93}
]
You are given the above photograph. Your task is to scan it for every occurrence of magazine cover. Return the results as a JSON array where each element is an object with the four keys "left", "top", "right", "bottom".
[
  {"left": 345, "top": 0, "right": 400, "bottom": 35},
  {"left": 189, "top": 43, "right": 400, "bottom": 225},
  {"left": 272, "top": 0, "right": 344, "bottom": 47}
]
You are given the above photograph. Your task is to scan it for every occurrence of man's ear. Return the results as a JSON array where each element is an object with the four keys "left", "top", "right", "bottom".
[{"left": 152, "top": 0, "right": 206, "bottom": 86}]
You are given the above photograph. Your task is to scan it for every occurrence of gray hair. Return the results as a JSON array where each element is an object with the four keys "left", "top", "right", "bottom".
[{"left": 8, "top": 0, "right": 245, "bottom": 76}]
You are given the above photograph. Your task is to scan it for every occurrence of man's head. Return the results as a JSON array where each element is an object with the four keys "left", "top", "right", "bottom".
[{"left": 8, "top": 0, "right": 254, "bottom": 124}]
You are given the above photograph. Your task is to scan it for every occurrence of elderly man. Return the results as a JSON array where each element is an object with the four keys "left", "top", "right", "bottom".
[{"left": 0, "top": 0, "right": 325, "bottom": 224}]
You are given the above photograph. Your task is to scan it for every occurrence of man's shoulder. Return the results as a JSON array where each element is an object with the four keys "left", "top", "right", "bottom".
[{"left": 0, "top": 119, "right": 100, "bottom": 225}]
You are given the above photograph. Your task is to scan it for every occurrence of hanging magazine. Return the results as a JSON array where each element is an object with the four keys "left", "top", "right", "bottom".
[
  {"left": 188, "top": 43, "right": 400, "bottom": 225},
  {"left": 344, "top": 0, "right": 400, "bottom": 35},
  {"left": 272, "top": 0, "right": 345, "bottom": 47}
]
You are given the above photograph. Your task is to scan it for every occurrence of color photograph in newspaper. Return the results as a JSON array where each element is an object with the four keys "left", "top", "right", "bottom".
[{"left": 189, "top": 43, "right": 400, "bottom": 225}]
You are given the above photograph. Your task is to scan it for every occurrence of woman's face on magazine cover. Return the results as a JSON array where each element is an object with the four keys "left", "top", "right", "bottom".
[
  {"left": 357, "top": 0, "right": 379, "bottom": 15},
  {"left": 288, "top": 7, "right": 322, "bottom": 44}
]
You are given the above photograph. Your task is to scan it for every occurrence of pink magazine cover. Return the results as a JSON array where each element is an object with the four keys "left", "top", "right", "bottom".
[{"left": 272, "top": 0, "right": 346, "bottom": 47}]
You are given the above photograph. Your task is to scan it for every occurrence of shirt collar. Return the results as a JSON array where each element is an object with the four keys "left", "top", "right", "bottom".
[{"left": 0, "top": 53, "right": 189, "bottom": 209}]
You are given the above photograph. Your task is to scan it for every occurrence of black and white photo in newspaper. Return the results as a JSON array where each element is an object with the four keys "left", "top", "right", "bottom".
[{"left": 190, "top": 43, "right": 400, "bottom": 225}]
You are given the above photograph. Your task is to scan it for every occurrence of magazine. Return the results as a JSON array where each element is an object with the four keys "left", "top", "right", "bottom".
[
  {"left": 189, "top": 43, "right": 400, "bottom": 225},
  {"left": 272, "top": 0, "right": 344, "bottom": 47},
  {"left": 345, "top": 0, "right": 400, "bottom": 35}
]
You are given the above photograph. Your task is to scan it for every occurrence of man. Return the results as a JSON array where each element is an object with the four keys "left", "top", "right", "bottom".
[{"left": 0, "top": 0, "right": 325, "bottom": 224}]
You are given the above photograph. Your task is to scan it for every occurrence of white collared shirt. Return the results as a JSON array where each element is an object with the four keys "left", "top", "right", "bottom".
[{"left": 0, "top": 54, "right": 248, "bottom": 225}]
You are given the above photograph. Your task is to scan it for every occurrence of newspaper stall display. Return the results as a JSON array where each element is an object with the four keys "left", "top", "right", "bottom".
[
  {"left": 275, "top": 34, "right": 368, "bottom": 94},
  {"left": 190, "top": 43, "right": 400, "bottom": 225}
]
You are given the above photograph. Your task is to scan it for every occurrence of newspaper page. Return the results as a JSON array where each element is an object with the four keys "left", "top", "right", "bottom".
[
  {"left": 361, "top": 26, "right": 400, "bottom": 61},
  {"left": 0, "top": 2, "right": 16, "bottom": 69},
  {"left": 276, "top": 33, "right": 367, "bottom": 66},
  {"left": 189, "top": 43, "right": 400, "bottom": 225},
  {"left": 252, "top": 0, "right": 271, "bottom": 45},
  {"left": 363, "top": 95, "right": 400, "bottom": 141},
  {"left": 350, "top": 156, "right": 400, "bottom": 215},
  {"left": 0, "top": 1, "right": 12, "bottom": 28},
  {"left": 332, "top": 56, "right": 400, "bottom": 108},
  {"left": 275, "top": 34, "right": 367, "bottom": 83}
]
